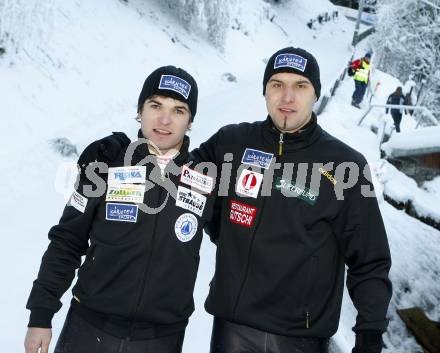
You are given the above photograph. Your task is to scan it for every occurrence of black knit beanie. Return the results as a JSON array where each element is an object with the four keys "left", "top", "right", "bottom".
[
  {"left": 263, "top": 47, "right": 321, "bottom": 99},
  {"left": 137, "top": 65, "right": 198, "bottom": 121}
]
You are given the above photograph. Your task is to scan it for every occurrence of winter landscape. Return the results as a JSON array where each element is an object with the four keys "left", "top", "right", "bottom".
[{"left": 1, "top": 0, "right": 439, "bottom": 352}]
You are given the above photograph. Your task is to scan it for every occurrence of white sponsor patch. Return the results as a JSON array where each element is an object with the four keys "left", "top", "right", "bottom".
[
  {"left": 176, "top": 186, "right": 206, "bottom": 217},
  {"left": 180, "top": 165, "right": 213, "bottom": 194},
  {"left": 108, "top": 166, "right": 146, "bottom": 184},
  {"left": 236, "top": 169, "right": 263, "bottom": 199},
  {"left": 174, "top": 213, "right": 198, "bottom": 242},
  {"left": 69, "top": 190, "right": 88, "bottom": 213},
  {"left": 106, "top": 184, "right": 145, "bottom": 203}
]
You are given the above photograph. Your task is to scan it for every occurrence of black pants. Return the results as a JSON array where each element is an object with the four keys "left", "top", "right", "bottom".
[
  {"left": 352, "top": 80, "right": 367, "bottom": 104},
  {"left": 391, "top": 112, "right": 402, "bottom": 132},
  {"left": 210, "top": 318, "right": 329, "bottom": 353},
  {"left": 54, "top": 309, "right": 185, "bottom": 353}
]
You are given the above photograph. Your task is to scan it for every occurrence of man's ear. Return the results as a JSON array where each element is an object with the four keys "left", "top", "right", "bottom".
[{"left": 187, "top": 122, "right": 192, "bottom": 131}]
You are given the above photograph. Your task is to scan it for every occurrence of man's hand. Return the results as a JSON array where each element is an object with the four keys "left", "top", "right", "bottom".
[
  {"left": 78, "top": 132, "right": 131, "bottom": 170},
  {"left": 24, "top": 328, "right": 52, "bottom": 353}
]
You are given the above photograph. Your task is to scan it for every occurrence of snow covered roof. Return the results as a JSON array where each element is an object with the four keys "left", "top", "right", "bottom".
[{"left": 381, "top": 126, "right": 440, "bottom": 158}]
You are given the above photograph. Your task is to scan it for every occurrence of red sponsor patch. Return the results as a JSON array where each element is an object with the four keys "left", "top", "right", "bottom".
[{"left": 229, "top": 200, "right": 257, "bottom": 228}]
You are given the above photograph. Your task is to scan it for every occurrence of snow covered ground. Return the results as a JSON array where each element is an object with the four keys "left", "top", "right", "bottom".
[
  {"left": 319, "top": 72, "right": 440, "bottom": 353},
  {"left": 382, "top": 126, "right": 440, "bottom": 157},
  {"left": 1, "top": 1, "right": 439, "bottom": 353}
]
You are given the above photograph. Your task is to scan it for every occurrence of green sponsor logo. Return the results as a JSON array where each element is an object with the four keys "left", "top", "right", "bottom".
[
  {"left": 109, "top": 189, "right": 143, "bottom": 197},
  {"left": 274, "top": 177, "right": 318, "bottom": 206}
]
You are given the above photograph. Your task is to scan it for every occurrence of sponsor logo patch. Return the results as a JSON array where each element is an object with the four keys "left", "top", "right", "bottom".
[
  {"left": 69, "top": 190, "right": 88, "bottom": 213},
  {"left": 274, "top": 53, "right": 307, "bottom": 72},
  {"left": 241, "top": 148, "right": 274, "bottom": 169},
  {"left": 319, "top": 167, "right": 337, "bottom": 185},
  {"left": 106, "top": 203, "right": 138, "bottom": 223},
  {"left": 229, "top": 200, "right": 257, "bottom": 227},
  {"left": 108, "top": 166, "right": 146, "bottom": 184},
  {"left": 274, "top": 177, "right": 318, "bottom": 205},
  {"left": 236, "top": 169, "right": 263, "bottom": 199},
  {"left": 174, "top": 213, "right": 198, "bottom": 242},
  {"left": 180, "top": 165, "right": 213, "bottom": 194},
  {"left": 176, "top": 186, "right": 206, "bottom": 217},
  {"left": 106, "top": 184, "right": 145, "bottom": 203},
  {"left": 159, "top": 74, "right": 191, "bottom": 99}
]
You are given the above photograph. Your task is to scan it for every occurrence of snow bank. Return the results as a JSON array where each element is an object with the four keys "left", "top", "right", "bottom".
[
  {"left": 375, "top": 160, "right": 440, "bottom": 223},
  {"left": 382, "top": 126, "right": 440, "bottom": 157}
]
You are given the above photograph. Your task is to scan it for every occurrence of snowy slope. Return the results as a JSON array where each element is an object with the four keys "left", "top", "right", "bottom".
[
  {"left": 319, "top": 70, "right": 440, "bottom": 353},
  {"left": 1, "top": 1, "right": 439, "bottom": 353}
]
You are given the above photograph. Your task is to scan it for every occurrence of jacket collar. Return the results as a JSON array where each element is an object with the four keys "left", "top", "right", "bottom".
[
  {"left": 261, "top": 112, "right": 322, "bottom": 153},
  {"left": 129, "top": 129, "right": 190, "bottom": 166}
]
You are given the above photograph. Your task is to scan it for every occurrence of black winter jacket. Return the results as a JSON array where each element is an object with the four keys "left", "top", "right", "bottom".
[
  {"left": 386, "top": 93, "right": 406, "bottom": 115},
  {"left": 26, "top": 133, "right": 214, "bottom": 339},
  {"left": 192, "top": 114, "right": 392, "bottom": 338}
]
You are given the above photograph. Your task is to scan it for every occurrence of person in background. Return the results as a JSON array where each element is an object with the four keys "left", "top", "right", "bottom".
[
  {"left": 350, "top": 53, "right": 371, "bottom": 108},
  {"left": 386, "top": 86, "right": 406, "bottom": 133}
]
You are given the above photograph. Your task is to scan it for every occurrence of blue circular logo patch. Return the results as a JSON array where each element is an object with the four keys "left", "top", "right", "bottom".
[{"left": 174, "top": 213, "right": 198, "bottom": 242}]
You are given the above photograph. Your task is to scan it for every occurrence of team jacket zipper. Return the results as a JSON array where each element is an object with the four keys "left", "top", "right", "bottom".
[
  {"left": 128, "top": 182, "right": 163, "bottom": 336},
  {"left": 278, "top": 132, "right": 284, "bottom": 156},
  {"left": 303, "top": 256, "right": 317, "bottom": 328},
  {"left": 278, "top": 126, "right": 313, "bottom": 328},
  {"left": 281, "top": 132, "right": 314, "bottom": 328},
  {"left": 121, "top": 139, "right": 188, "bottom": 338}
]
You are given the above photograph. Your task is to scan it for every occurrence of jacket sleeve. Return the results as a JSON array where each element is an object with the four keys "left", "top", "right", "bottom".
[
  {"left": 203, "top": 197, "right": 224, "bottom": 244},
  {"left": 332, "top": 161, "right": 392, "bottom": 333},
  {"left": 350, "top": 59, "right": 361, "bottom": 70},
  {"left": 190, "top": 129, "right": 221, "bottom": 165},
  {"left": 25, "top": 135, "right": 124, "bottom": 328},
  {"left": 191, "top": 130, "right": 223, "bottom": 242}
]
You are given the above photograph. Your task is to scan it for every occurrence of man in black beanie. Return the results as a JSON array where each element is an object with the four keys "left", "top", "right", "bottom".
[
  {"left": 25, "top": 65, "right": 214, "bottom": 353},
  {"left": 192, "top": 47, "right": 392, "bottom": 353}
]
